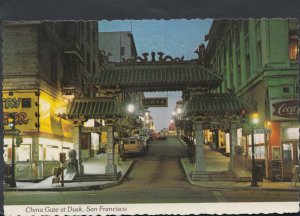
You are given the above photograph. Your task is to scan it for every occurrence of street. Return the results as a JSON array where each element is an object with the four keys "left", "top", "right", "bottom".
[{"left": 4, "top": 137, "right": 299, "bottom": 205}]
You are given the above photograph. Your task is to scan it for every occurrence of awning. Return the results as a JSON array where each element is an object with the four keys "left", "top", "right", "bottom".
[
  {"left": 93, "top": 62, "right": 223, "bottom": 91},
  {"left": 66, "top": 98, "right": 123, "bottom": 119},
  {"left": 183, "top": 93, "right": 255, "bottom": 117}
]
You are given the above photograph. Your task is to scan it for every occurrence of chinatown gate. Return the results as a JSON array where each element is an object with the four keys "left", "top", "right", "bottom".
[{"left": 66, "top": 51, "right": 254, "bottom": 181}]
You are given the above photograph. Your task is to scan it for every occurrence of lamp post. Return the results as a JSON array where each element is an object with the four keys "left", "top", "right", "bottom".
[
  {"left": 251, "top": 112, "right": 259, "bottom": 187},
  {"left": 8, "top": 113, "right": 17, "bottom": 188}
]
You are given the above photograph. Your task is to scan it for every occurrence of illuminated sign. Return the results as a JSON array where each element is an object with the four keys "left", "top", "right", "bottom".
[
  {"left": 3, "top": 92, "right": 37, "bottom": 132},
  {"left": 142, "top": 97, "right": 168, "bottom": 107},
  {"left": 271, "top": 99, "right": 299, "bottom": 120}
]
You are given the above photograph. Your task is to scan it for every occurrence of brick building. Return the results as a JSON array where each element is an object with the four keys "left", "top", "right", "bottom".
[{"left": 2, "top": 21, "right": 99, "bottom": 180}]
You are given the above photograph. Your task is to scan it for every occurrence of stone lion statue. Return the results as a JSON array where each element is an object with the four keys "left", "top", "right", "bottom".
[{"left": 67, "top": 149, "right": 78, "bottom": 173}]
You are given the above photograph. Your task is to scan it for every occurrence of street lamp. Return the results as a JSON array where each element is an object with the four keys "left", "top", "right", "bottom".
[
  {"left": 127, "top": 104, "right": 135, "bottom": 113},
  {"left": 251, "top": 112, "right": 259, "bottom": 187}
]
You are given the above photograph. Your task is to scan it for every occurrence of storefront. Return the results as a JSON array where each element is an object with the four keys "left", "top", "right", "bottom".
[
  {"left": 269, "top": 99, "right": 299, "bottom": 181},
  {"left": 3, "top": 90, "right": 74, "bottom": 180}
]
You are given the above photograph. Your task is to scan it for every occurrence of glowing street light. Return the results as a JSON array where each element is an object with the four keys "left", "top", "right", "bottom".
[
  {"left": 176, "top": 107, "right": 182, "bottom": 115},
  {"left": 127, "top": 104, "right": 135, "bottom": 113}
]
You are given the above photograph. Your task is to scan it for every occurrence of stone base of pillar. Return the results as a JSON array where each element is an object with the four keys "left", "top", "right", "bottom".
[
  {"left": 228, "top": 161, "right": 234, "bottom": 172},
  {"left": 105, "top": 164, "right": 117, "bottom": 174},
  {"left": 79, "top": 165, "right": 84, "bottom": 174},
  {"left": 195, "top": 162, "right": 206, "bottom": 172}
]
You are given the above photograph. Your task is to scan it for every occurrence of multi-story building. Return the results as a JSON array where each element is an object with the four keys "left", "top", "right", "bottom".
[
  {"left": 98, "top": 31, "right": 145, "bottom": 134},
  {"left": 206, "top": 19, "right": 299, "bottom": 181},
  {"left": 98, "top": 31, "right": 137, "bottom": 63},
  {"left": 2, "top": 21, "right": 99, "bottom": 180}
]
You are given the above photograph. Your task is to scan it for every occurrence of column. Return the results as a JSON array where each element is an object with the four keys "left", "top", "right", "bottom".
[
  {"left": 31, "top": 136, "right": 39, "bottom": 179},
  {"left": 229, "top": 121, "right": 238, "bottom": 171},
  {"left": 73, "top": 125, "right": 84, "bottom": 174},
  {"left": 194, "top": 122, "right": 206, "bottom": 172},
  {"left": 105, "top": 122, "right": 117, "bottom": 174}
]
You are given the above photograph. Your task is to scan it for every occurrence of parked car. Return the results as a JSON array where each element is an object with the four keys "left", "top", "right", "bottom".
[
  {"left": 158, "top": 131, "right": 167, "bottom": 140},
  {"left": 122, "top": 137, "right": 144, "bottom": 155}
]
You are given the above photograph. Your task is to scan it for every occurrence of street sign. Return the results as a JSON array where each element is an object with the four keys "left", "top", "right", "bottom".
[
  {"left": 254, "top": 129, "right": 272, "bottom": 134},
  {"left": 142, "top": 97, "right": 168, "bottom": 107},
  {"left": 4, "top": 129, "right": 20, "bottom": 135}
]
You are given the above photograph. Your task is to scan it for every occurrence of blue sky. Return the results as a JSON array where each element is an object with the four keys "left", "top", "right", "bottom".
[{"left": 99, "top": 19, "right": 212, "bottom": 131}]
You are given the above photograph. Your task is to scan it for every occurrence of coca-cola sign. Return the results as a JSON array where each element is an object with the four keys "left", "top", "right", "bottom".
[{"left": 271, "top": 99, "right": 299, "bottom": 120}]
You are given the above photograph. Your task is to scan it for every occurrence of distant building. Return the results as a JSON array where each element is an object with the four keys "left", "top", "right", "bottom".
[
  {"left": 2, "top": 21, "right": 100, "bottom": 180},
  {"left": 206, "top": 19, "right": 299, "bottom": 181},
  {"left": 98, "top": 31, "right": 137, "bottom": 63},
  {"left": 98, "top": 31, "right": 145, "bottom": 133}
]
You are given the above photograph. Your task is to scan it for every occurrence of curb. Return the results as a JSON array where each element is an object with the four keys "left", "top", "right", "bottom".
[
  {"left": 180, "top": 158, "right": 300, "bottom": 192},
  {"left": 4, "top": 160, "right": 135, "bottom": 192}
]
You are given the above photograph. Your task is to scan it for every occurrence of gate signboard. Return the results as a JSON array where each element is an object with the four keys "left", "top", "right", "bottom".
[{"left": 142, "top": 97, "right": 168, "bottom": 107}]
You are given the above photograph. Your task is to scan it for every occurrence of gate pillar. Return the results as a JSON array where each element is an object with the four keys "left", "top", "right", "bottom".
[
  {"left": 105, "top": 120, "right": 117, "bottom": 174},
  {"left": 228, "top": 121, "right": 238, "bottom": 171},
  {"left": 73, "top": 125, "right": 84, "bottom": 174},
  {"left": 194, "top": 122, "right": 206, "bottom": 172}
]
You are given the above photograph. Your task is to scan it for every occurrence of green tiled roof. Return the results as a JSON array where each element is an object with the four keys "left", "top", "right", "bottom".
[
  {"left": 94, "top": 63, "right": 222, "bottom": 91},
  {"left": 184, "top": 93, "right": 255, "bottom": 117},
  {"left": 67, "top": 98, "right": 123, "bottom": 119}
]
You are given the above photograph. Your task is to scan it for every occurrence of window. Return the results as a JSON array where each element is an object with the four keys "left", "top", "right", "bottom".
[
  {"left": 86, "top": 53, "right": 90, "bottom": 73},
  {"left": 87, "top": 23, "right": 90, "bottom": 43},
  {"left": 235, "top": 26, "right": 240, "bottom": 48},
  {"left": 50, "top": 53, "right": 57, "bottom": 83},
  {"left": 289, "top": 34, "right": 299, "bottom": 60},
  {"left": 246, "top": 54, "right": 250, "bottom": 79},
  {"left": 243, "top": 20, "right": 249, "bottom": 36},
  {"left": 283, "top": 87, "right": 290, "bottom": 93},
  {"left": 120, "top": 46, "right": 125, "bottom": 56},
  {"left": 93, "top": 61, "right": 96, "bottom": 73},
  {"left": 237, "top": 64, "right": 241, "bottom": 87},
  {"left": 256, "top": 41, "right": 262, "bottom": 68}
]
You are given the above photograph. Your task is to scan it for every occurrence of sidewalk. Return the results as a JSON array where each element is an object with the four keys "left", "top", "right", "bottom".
[
  {"left": 178, "top": 137, "right": 300, "bottom": 192},
  {"left": 4, "top": 154, "right": 134, "bottom": 191}
]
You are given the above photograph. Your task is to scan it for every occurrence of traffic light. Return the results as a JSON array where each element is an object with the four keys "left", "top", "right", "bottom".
[
  {"left": 15, "top": 135, "right": 23, "bottom": 147},
  {"left": 8, "top": 113, "right": 15, "bottom": 129}
]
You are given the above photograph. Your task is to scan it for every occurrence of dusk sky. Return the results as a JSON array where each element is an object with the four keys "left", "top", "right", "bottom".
[{"left": 99, "top": 19, "right": 212, "bottom": 131}]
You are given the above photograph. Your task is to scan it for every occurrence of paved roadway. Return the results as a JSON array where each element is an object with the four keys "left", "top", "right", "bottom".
[{"left": 4, "top": 137, "right": 299, "bottom": 205}]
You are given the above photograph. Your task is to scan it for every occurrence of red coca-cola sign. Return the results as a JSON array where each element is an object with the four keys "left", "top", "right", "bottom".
[{"left": 272, "top": 100, "right": 299, "bottom": 119}]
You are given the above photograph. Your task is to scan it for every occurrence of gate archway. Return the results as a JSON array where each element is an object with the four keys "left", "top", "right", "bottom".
[{"left": 66, "top": 52, "right": 254, "bottom": 179}]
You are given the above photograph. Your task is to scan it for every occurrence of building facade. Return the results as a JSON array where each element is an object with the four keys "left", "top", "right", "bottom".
[
  {"left": 206, "top": 19, "right": 299, "bottom": 181},
  {"left": 3, "top": 21, "right": 100, "bottom": 180}
]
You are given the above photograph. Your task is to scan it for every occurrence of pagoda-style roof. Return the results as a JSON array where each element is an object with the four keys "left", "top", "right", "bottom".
[
  {"left": 66, "top": 97, "right": 123, "bottom": 119},
  {"left": 93, "top": 62, "right": 222, "bottom": 92},
  {"left": 183, "top": 93, "right": 255, "bottom": 118}
]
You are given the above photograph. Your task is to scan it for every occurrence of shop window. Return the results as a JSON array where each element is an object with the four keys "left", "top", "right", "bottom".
[
  {"left": 283, "top": 143, "right": 293, "bottom": 161},
  {"left": 289, "top": 34, "right": 299, "bottom": 60}
]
